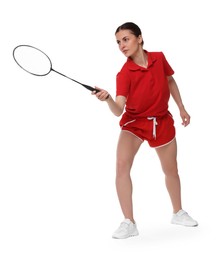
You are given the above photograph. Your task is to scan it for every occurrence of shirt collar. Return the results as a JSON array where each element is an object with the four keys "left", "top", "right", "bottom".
[{"left": 126, "top": 51, "right": 157, "bottom": 71}]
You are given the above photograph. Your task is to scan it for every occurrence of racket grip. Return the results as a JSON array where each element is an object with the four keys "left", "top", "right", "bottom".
[
  {"left": 93, "top": 88, "right": 101, "bottom": 93},
  {"left": 82, "top": 84, "right": 100, "bottom": 93}
]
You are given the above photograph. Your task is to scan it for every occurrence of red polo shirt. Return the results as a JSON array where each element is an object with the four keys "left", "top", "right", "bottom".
[{"left": 116, "top": 51, "right": 174, "bottom": 124}]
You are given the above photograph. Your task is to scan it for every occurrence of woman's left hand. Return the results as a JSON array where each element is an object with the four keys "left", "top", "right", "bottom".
[{"left": 180, "top": 107, "right": 191, "bottom": 127}]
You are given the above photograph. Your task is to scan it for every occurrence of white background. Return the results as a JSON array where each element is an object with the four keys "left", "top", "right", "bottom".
[{"left": 1, "top": 0, "right": 224, "bottom": 259}]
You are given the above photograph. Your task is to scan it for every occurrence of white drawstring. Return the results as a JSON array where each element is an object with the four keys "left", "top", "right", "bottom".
[
  {"left": 122, "top": 117, "right": 158, "bottom": 139},
  {"left": 147, "top": 117, "right": 157, "bottom": 139}
]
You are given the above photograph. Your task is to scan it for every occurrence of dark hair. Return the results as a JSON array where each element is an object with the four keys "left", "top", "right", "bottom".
[{"left": 115, "top": 22, "right": 144, "bottom": 45}]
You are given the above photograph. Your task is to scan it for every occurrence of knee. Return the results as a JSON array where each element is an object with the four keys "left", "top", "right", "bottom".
[
  {"left": 162, "top": 164, "right": 179, "bottom": 178},
  {"left": 116, "top": 158, "right": 132, "bottom": 178}
]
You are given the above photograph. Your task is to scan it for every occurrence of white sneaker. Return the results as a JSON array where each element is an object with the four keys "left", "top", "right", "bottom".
[
  {"left": 112, "top": 219, "right": 139, "bottom": 239},
  {"left": 171, "top": 209, "right": 198, "bottom": 227}
]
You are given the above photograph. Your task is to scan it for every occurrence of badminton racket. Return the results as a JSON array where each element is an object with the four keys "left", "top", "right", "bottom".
[{"left": 13, "top": 45, "right": 100, "bottom": 93}]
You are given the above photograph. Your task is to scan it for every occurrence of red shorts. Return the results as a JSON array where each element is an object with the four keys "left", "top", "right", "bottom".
[{"left": 120, "top": 113, "right": 176, "bottom": 148}]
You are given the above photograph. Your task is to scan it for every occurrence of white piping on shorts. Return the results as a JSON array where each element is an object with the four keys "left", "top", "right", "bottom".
[
  {"left": 147, "top": 117, "right": 157, "bottom": 139},
  {"left": 121, "top": 130, "right": 144, "bottom": 142},
  {"left": 121, "top": 119, "right": 143, "bottom": 142},
  {"left": 122, "top": 119, "right": 136, "bottom": 127},
  {"left": 122, "top": 117, "right": 158, "bottom": 140},
  {"left": 154, "top": 137, "right": 176, "bottom": 149}
]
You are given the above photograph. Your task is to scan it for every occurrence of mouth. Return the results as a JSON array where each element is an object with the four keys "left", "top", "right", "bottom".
[{"left": 122, "top": 50, "right": 128, "bottom": 55}]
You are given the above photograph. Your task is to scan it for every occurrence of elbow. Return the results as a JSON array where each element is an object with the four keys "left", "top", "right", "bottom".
[
  {"left": 114, "top": 111, "right": 123, "bottom": 117},
  {"left": 115, "top": 113, "right": 122, "bottom": 117},
  {"left": 113, "top": 107, "right": 124, "bottom": 117}
]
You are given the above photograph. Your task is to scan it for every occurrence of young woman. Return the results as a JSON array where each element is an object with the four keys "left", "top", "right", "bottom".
[{"left": 93, "top": 22, "right": 198, "bottom": 239}]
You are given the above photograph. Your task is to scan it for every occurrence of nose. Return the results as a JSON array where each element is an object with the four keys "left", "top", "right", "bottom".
[{"left": 120, "top": 42, "right": 126, "bottom": 51}]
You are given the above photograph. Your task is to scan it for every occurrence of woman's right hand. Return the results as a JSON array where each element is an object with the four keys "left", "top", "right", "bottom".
[{"left": 92, "top": 87, "right": 110, "bottom": 101}]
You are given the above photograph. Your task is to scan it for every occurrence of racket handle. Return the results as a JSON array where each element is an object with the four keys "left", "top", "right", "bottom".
[{"left": 82, "top": 84, "right": 100, "bottom": 93}]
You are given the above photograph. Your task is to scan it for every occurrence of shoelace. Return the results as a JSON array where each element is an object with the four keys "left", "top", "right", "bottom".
[{"left": 119, "top": 222, "right": 130, "bottom": 231}]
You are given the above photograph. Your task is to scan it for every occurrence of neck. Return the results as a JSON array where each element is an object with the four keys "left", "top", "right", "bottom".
[{"left": 132, "top": 49, "right": 148, "bottom": 68}]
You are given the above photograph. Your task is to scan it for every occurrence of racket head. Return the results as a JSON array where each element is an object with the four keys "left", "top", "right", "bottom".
[{"left": 13, "top": 45, "right": 52, "bottom": 76}]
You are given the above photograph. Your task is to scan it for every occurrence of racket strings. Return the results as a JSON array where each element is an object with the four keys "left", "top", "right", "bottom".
[{"left": 13, "top": 45, "right": 98, "bottom": 92}]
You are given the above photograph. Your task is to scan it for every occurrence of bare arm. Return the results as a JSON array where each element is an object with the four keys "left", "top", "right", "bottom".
[
  {"left": 92, "top": 87, "right": 126, "bottom": 117},
  {"left": 106, "top": 95, "right": 126, "bottom": 116},
  {"left": 168, "top": 76, "right": 190, "bottom": 126}
]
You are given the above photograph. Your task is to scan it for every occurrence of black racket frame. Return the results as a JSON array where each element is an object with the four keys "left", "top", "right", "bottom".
[{"left": 13, "top": 45, "right": 100, "bottom": 93}]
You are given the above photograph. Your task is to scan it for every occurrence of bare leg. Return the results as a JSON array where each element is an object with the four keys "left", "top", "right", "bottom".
[
  {"left": 155, "top": 139, "right": 182, "bottom": 213},
  {"left": 116, "top": 131, "right": 142, "bottom": 223}
]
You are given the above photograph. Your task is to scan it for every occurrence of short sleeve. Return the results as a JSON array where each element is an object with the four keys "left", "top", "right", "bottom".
[
  {"left": 116, "top": 70, "right": 130, "bottom": 97},
  {"left": 161, "top": 52, "right": 174, "bottom": 76}
]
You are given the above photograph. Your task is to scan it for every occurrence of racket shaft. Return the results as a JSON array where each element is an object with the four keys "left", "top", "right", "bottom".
[{"left": 52, "top": 69, "right": 100, "bottom": 92}]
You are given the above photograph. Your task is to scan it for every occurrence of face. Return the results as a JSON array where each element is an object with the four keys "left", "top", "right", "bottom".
[{"left": 115, "top": 29, "right": 143, "bottom": 58}]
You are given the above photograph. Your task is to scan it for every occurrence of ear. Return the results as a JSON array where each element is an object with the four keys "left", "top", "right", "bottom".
[{"left": 138, "top": 35, "right": 143, "bottom": 45}]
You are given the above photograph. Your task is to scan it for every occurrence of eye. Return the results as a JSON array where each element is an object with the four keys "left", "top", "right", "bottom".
[{"left": 117, "top": 40, "right": 121, "bottom": 45}]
